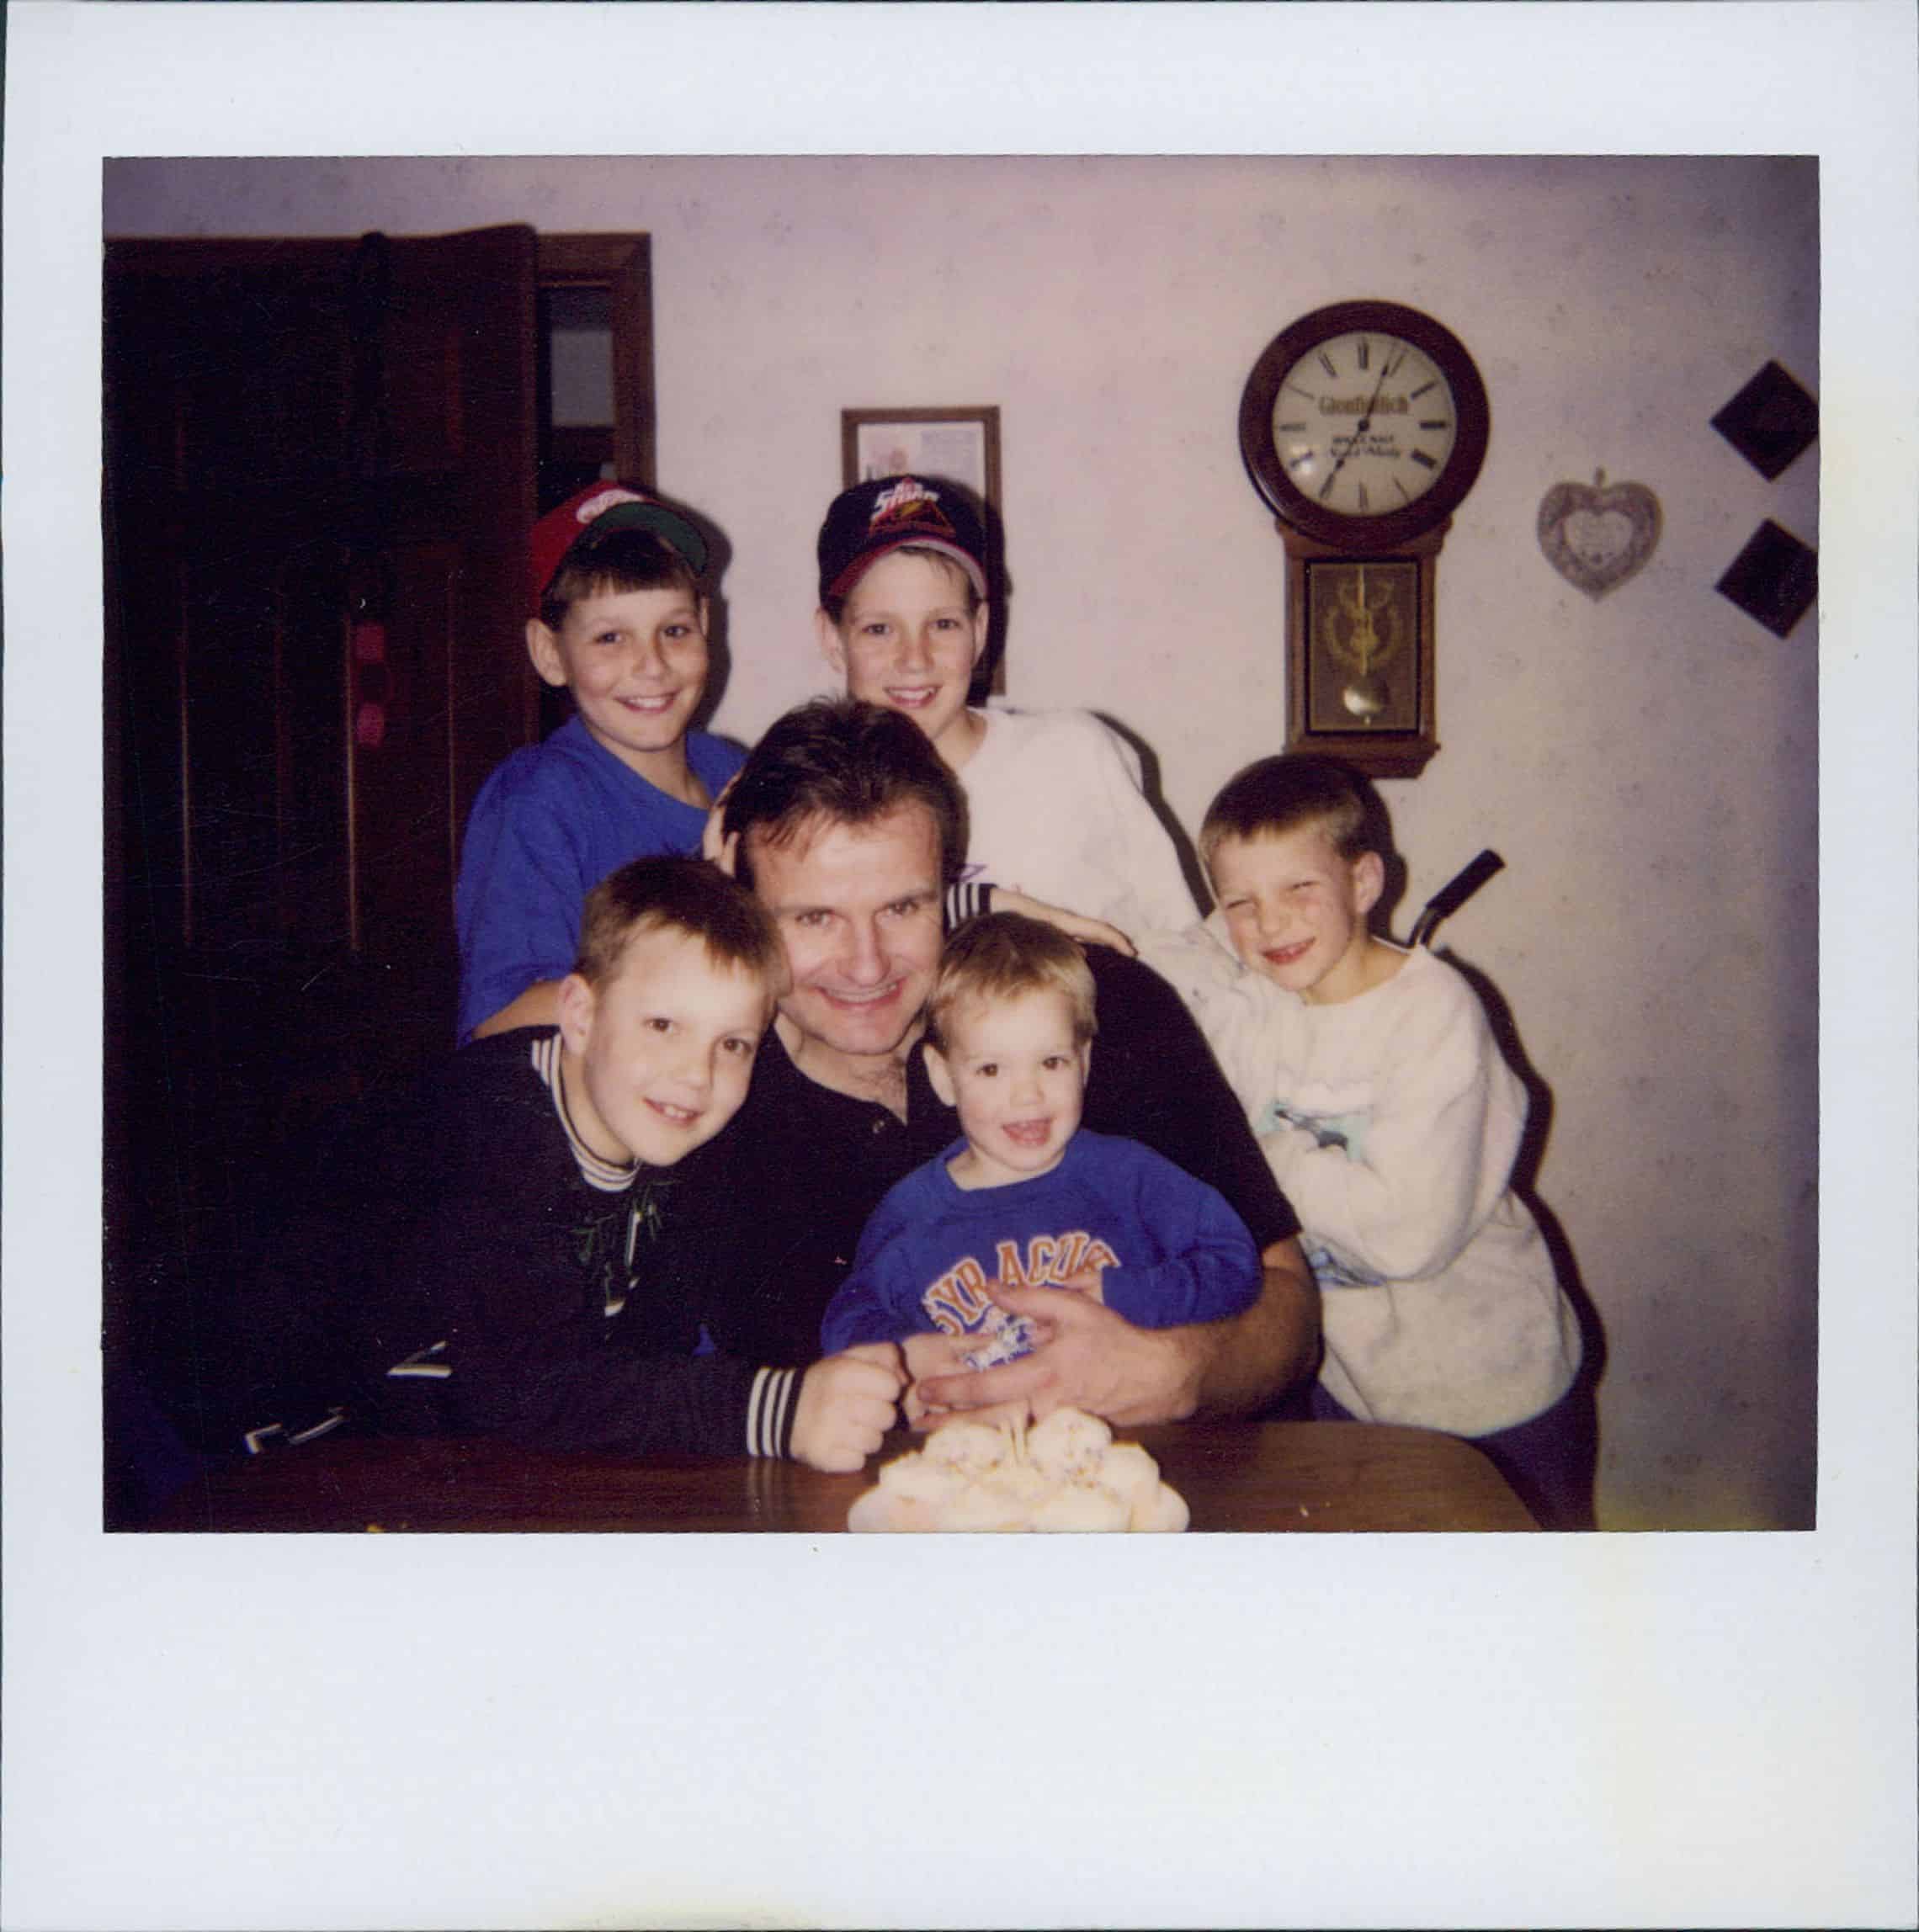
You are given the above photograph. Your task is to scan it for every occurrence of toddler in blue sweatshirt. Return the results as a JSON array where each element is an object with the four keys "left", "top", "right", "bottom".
[{"left": 820, "top": 914, "right": 1262, "bottom": 1371}]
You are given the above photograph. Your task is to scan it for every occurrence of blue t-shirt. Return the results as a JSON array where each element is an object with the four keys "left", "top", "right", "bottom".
[
  {"left": 818, "top": 1128, "right": 1262, "bottom": 1363},
  {"left": 454, "top": 715, "right": 746, "bottom": 1041}
]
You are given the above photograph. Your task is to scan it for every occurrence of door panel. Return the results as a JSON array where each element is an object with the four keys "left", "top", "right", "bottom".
[{"left": 104, "top": 228, "right": 538, "bottom": 1455}]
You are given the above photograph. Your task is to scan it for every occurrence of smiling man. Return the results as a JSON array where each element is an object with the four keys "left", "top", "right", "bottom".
[{"left": 650, "top": 699, "right": 1321, "bottom": 1429}]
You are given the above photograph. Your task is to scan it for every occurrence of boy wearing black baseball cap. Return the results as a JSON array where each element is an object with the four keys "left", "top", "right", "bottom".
[
  {"left": 814, "top": 474, "right": 1198, "bottom": 942},
  {"left": 455, "top": 483, "right": 746, "bottom": 1042}
]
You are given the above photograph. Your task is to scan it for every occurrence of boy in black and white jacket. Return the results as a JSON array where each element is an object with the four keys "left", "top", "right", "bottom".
[{"left": 340, "top": 856, "right": 901, "bottom": 1468}]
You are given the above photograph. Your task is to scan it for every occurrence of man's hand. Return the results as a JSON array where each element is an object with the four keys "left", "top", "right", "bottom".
[
  {"left": 897, "top": 1332, "right": 1040, "bottom": 1437},
  {"left": 912, "top": 1282, "right": 1201, "bottom": 1430},
  {"left": 899, "top": 1330, "right": 971, "bottom": 1427},
  {"left": 700, "top": 776, "right": 741, "bottom": 873},
  {"left": 990, "top": 888, "right": 1135, "bottom": 958},
  {"left": 912, "top": 1240, "right": 1320, "bottom": 1430},
  {"left": 789, "top": 1343, "right": 904, "bottom": 1472}
]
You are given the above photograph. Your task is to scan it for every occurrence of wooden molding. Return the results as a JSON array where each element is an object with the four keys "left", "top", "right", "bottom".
[{"left": 536, "top": 233, "right": 655, "bottom": 485}]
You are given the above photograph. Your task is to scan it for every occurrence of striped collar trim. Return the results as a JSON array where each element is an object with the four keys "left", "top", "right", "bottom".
[{"left": 529, "top": 1032, "right": 639, "bottom": 1193}]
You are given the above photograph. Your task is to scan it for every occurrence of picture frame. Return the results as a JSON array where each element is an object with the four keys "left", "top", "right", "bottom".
[
  {"left": 841, "top": 405, "right": 1004, "bottom": 693},
  {"left": 841, "top": 404, "right": 1001, "bottom": 510}
]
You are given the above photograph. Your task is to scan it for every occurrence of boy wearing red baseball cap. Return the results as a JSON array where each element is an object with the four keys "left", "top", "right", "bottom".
[{"left": 454, "top": 484, "right": 747, "bottom": 1042}]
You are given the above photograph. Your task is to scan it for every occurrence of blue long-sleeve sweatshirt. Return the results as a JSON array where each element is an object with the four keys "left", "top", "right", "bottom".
[{"left": 819, "top": 1128, "right": 1262, "bottom": 1362}]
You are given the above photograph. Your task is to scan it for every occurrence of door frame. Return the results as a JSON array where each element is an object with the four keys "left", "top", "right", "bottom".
[{"left": 536, "top": 233, "right": 655, "bottom": 485}]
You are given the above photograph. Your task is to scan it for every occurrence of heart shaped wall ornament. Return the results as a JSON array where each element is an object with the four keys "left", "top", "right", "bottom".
[{"left": 1537, "top": 470, "right": 1662, "bottom": 600}]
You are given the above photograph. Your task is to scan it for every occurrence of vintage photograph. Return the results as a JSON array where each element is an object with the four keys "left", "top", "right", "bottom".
[
  {"left": 7, "top": 8, "right": 1911, "bottom": 1930},
  {"left": 98, "top": 151, "right": 1819, "bottom": 1542}
]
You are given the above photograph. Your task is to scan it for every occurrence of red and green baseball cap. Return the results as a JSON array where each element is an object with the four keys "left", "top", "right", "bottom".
[{"left": 529, "top": 482, "right": 709, "bottom": 615}]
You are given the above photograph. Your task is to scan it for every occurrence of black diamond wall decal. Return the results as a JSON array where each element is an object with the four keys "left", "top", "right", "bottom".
[
  {"left": 1716, "top": 520, "right": 1817, "bottom": 639},
  {"left": 1711, "top": 360, "right": 1819, "bottom": 480}
]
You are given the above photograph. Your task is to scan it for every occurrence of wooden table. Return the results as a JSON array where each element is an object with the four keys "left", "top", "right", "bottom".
[{"left": 146, "top": 1420, "right": 1537, "bottom": 1533}]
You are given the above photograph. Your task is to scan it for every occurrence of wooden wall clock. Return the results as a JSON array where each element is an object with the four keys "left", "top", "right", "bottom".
[{"left": 1238, "top": 300, "right": 1489, "bottom": 778}]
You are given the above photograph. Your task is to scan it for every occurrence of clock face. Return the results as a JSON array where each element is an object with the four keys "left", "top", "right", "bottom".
[
  {"left": 1272, "top": 331, "right": 1459, "bottom": 519},
  {"left": 1239, "top": 300, "right": 1489, "bottom": 550}
]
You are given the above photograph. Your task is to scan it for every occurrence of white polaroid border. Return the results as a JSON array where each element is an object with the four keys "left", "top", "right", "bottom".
[{"left": 5, "top": 5, "right": 1914, "bottom": 1929}]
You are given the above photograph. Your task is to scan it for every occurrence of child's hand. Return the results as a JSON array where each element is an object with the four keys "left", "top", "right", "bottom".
[
  {"left": 790, "top": 1342, "right": 905, "bottom": 1472},
  {"left": 1059, "top": 1266, "right": 1107, "bottom": 1305},
  {"left": 989, "top": 888, "right": 1135, "bottom": 958},
  {"left": 700, "top": 775, "right": 740, "bottom": 873}
]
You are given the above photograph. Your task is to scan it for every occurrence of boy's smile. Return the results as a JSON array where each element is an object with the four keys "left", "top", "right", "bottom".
[
  {"left": 925, "top": 988, "right": 1092, "bottom": 1190},
  {"left": 1210, "top": 824, "right": 1385, "bottom": 1006},
  {"left": 819, "top": 550, "right": 989, "bottom": 767},
  {"left": 527, "top": 585, "right": 710, "bottom": 788},
  {"left": 557, "top": 924, "right": 770, "bottom": 1168},
  {"left": 1257, "top": 936, "right": 1315, "bottom": 970}
]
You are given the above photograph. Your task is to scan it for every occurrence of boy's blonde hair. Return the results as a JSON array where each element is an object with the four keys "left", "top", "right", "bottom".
[
  {"left": 574, "top": 855, "right": 786, "bottom": 995},
  {"left": 925, "top": 913, "right": 1098, "bottom": 1050},
  {"left": 1199, "top": 754, "right": 1381, "bottom": 870}
]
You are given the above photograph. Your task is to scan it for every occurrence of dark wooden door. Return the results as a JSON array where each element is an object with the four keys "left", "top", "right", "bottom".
[{"left": 104, "top": 227, "right": 538, "bottom": 1454}]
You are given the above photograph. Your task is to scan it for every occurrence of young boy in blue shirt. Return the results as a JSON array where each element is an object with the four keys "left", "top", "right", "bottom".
[
  {"left": 819, "top": 913, "right": 1261, "bottom": 1377},
  {"left": 455, "top": 483, "right": 746, "bottom": 1042}
]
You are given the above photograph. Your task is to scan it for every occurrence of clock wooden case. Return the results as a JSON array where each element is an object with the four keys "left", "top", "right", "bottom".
[{"left": 1239, "top": 300, "right": 1489, "bottom": 778}]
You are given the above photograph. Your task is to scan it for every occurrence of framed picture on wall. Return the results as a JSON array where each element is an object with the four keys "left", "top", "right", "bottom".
[
  {"left": 841, "top": 404, "right": 1001, "bottom": 508},
  {"left": 840, "top": 405, "right": 1004, "bottom": 694}
]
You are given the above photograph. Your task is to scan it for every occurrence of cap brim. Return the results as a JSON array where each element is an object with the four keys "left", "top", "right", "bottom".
[
  {"left": 579, "top": 500, "right": 709, "bottom": 576},
  {"left": 827, "top": 535, "right": 986, "bottom": 603}
]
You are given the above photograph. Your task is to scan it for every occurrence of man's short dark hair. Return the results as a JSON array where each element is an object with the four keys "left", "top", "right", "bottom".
[{"left": 722, "top": 698, "right": 969, "bottom": 889}]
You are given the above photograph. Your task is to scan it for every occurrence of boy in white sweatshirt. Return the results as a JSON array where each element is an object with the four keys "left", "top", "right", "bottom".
[
  {"left": 1135, "top": 755, "right": 1592, "bottom": 1528},
  {"left": 813, "top": 474, "right": 1199, "bottom": 941}
]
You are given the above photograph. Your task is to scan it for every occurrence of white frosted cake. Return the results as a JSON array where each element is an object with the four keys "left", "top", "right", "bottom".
[{"left": 847, "top": 1408, "right": 1189, "bottom": 1533}]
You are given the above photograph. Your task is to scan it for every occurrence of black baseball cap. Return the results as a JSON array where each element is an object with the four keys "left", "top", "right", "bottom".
[{"left": 817, "top": 475, "right": 988, "bottom": 606}]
